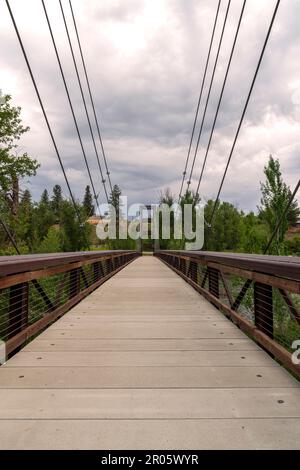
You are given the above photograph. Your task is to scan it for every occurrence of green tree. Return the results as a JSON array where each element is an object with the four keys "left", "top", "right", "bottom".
[
  {"left": 59, "top": 200, "right": 91, "bottom": 251},
  {"left": 158, "top": 187, "right": 175, "bottom": 207},
  {"left": 20, "top": 189, "right": 32, "bottom": 208},
  {"left": 285, "top": 236, "right": 300, "bottom": 256},
  {"left": 180, "top": 190, "right": 201, "bottom": 250},
  {"left": 109, "top": 184, "right": 122, "bottom": 234},
  {"left": 34, "top": 189, "right": 56, "bottom": 241},
  {"left": 83, "top": 185, "right": 94, "bottom": 217},
  {"left": 239, "top": 212, "right": 269, "bottom": 253},
  {"left": 38, "top": 226, "right": 62, "bottom": 253},
  {"left": 0, "top": 93, "right": 39, "bottom": 218},
  {"left": 40, "top": 189, "right": 49, "bottom": 206},
  {"left": 259, "top": 155, "right": 300, "bottom": 253},
  {"left": 158, "top": 188, "right": 176, "bottom": 249},
  {"left": 51, "top": 184, "right": 63, "bottom": 218},
  {"left": 204, "top": 200, "right": 243, "bottom": 252},
  {"left": 156, "top": 189, "right": 200, "bottom": 250},
  {"left": 17, "top": 189, "right": 37, "bottom": 250}
]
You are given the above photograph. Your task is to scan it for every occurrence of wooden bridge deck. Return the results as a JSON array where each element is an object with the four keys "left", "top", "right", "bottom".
[{"left": 0, "top": 256, "right": 299, "bottom": 449}]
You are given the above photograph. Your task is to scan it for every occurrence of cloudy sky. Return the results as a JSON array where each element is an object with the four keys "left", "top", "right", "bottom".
[{"left": 0, "top": 0, "right": 299, "bottom": 212}]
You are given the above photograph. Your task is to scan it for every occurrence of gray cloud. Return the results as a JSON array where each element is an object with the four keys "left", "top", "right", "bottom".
[{"left": 0, "top": 0, "right": 299, "bottom": 211}]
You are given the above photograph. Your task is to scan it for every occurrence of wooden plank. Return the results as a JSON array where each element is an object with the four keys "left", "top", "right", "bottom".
[
  {"left": 0, "top": 388, "right": 300, "bottom": 419},
  {"left": 49, "top": 320, "right": 236, "bottom": 330},
  {"left": 34, "top": 326, "right": 248, "bottom": 340},
  {"left": 1, "top": 419, "right": 300, "bottom": 450},
  {"left": 0, "top": 366, "right": 296, "bottom": 388},
  {"left": 22, "top": 337, "right": 260, "bottom": 351},
  {"left": 4, "top": 350, "right": 278, "bottom": 367}
]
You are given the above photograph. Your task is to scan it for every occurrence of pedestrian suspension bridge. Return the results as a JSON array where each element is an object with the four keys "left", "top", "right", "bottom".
[{"left": 0, "top": 250, "right": 299, "bottom": 449}]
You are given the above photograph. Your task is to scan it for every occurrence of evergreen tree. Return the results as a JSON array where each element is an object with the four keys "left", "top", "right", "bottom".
[
  {"left": 35, "top": 189, "right": 55, "bottom": 240},
  {"left": 109, "top": 185, "right": 122, "bottom": 211},
  {"left": 17, "top": 189, "right": 37, "bottom": 249},
  {"left": 20, "top": 189, "right": 32, "bottom": 209},
  {"left": 51, "top": 184, "right": 62, "bottom": 217},
  {"left": 83, "top": 185, "right": 94, "bottom": 217},
  {"left": 158, "top": 188, "right": 176, "bottom": 249},
  {"left": 40, "top": 189, "right": 49, "bottom": 206},
  {"left": 109, "top": 184, "right": 122, "bottom": 232}
]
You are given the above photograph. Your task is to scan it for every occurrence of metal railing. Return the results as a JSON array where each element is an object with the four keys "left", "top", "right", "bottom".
[
  {"left": 0, "top": 250, "right": 139, "bottom": 356},
  {"left": 155, "top": 250, "right": 300, "bottom": 378}
]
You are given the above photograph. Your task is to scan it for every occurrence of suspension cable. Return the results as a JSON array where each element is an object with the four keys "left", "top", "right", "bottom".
[
  {"left": 59, "top": 0, "right": 109, "bottom": 203},
  {"left": 178, "top": 0, "right": 221, "bottom": 201},
  {"left": 41, "top": 0, "right": 101, "bottom": 215},
  {"left": 0, "top": 216, "right": 20, "bottom": 254},
  {"left": 5, "top": 0, "right": 82, "bottom": 226},
  {"left": 186, "top": 0, "right": 231, "bottom": 193},
  {"left": 195, "top": 0, "right": 247, "bottom": 197},
  {"left": 209, "top": 0, "right": 281, "bottom": 227},
  {"left": 69, "top": 0, "right": 113, "bottom": 193}
]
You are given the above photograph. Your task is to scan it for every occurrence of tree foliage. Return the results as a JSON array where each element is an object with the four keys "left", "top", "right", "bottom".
[
  {"left": 1, "top": 95, "right": 298, "bottom": 256},
  {"left": 0, "top": 93, "right": 39, "bottom": 201},
  {"left": 259, "top": 155, "right": 300, "bottom": 253},
  {"left": 51, "top": 184, "right": 63, "bottom": 219},
  {"left": 158, "top": 157, "right": 299, "bottom": 255},
  {"left": 83, "top": 185, "right": 94, "bottom": 217},
  {"left": 108, "top": 184, "right": 122, "bottom": 237}
]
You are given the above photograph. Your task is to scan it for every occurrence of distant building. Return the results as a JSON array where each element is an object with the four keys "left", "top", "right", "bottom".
[
  {"left": 87, "top": 216, "right": 102, "bottom": 226},
  {"left": 286, "top": 219, "right": 300, "bottom": 240}
]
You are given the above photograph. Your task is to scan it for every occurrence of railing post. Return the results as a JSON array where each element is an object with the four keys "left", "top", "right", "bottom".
[
  {"left": 8, "top": 282, "right": 29, "bottom": 339},
  {"left": 69, "top": 268, "right": 80, "bottom": 299},
  {"left": 208, "top": 267, "right": 219, "bottom": 298},
  {"left": 254, "top": 282, "right": 273, "bottom": 338}
]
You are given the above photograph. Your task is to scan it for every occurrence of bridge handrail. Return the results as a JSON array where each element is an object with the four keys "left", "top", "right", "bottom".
[
  {"left": 0, "top": 250, "right": 137, "bottom": 277},
  {"left": 155, "top": 250, "right": 300, "bottom": 378},
  {"left": 157, "top": 250, "right": 300, "bottom": 282},
  {"left": 0, "top": 250, "right": 140, "bottom": 357}
]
